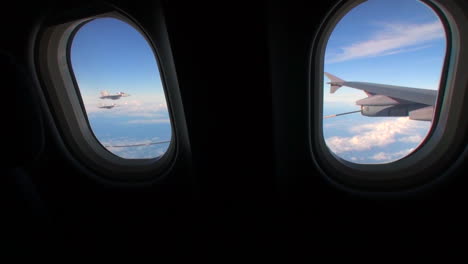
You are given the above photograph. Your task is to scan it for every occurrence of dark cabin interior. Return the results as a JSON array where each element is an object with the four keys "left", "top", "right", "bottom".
[{"left": 2, "top": 0, "right": 467, "bottom": 256}]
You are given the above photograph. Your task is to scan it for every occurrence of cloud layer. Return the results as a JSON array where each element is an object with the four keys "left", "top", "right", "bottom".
[
  {"left": 126, "top": 118, "right": 171, "bottom": 124},
  {"left": 325, "top": 117, "right": 428, "bottom": 154},
  {"left": 85, "top": 100, "right": 169, "bottom": 118},
  {"left": 103, "top": 137, "right": 170, "bottom": 159},
  {"left": 327, "top": 21, "right": 445, "bottom": 63},
  {"left": 371, "top": 148, "right": 415, "bottom": 162}
]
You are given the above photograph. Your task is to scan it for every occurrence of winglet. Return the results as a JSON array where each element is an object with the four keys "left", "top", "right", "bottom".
[{"left": 324, "top": 72, "right": 345, "bottom": 94}]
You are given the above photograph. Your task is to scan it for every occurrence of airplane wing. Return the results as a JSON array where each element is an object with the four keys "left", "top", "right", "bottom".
[{"left": 324, "top": 72, "right": 438, "bottom": 106}]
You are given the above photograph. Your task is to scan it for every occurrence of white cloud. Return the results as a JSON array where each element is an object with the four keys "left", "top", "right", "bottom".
[
  {"left": 371, "top": 152, "right": 389, "bottom": 161},
  {"left": 107, "top": 146, "right": 168, "bottom": 159},
  {"left": 327, "top": 21, "right": 444, "bottom": 63},
  {"left": 398, "top": 135, "right": 423, "bottom": 143},
  {"left": 85, "top": 100, "right": 169, "bottom": 118},
  {"left": 325, "top": 117, "right": 427, "bottom": 154},
  {"left": 371, "top": 148, "right": 415, "bottom": 162}
]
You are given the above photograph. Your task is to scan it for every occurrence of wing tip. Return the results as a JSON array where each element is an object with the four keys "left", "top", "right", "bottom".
[
  {"left": 324, "top": 72, "right": 345, "bottom": 83},
  {"left": 325, "top": 72, "right": 344, "bottom": 94}
]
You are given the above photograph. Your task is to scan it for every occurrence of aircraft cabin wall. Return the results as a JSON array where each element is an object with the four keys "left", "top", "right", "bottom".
[{"left": 2, "top": 0, "right": 467, "bottom": 255}]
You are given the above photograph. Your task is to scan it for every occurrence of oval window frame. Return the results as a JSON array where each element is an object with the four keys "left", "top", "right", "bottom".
[
  {"left": 309, "top": 0, "right": 468, "bottom": 191},
  {"left": 36, "top": 6, "right": 187, "bottom": 183}
]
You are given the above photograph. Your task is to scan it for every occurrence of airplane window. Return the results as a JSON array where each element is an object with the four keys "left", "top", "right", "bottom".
[
  {"left": 322, "top": 0, "right": 446, "bottom": 164},
  {"left": 70, "top": 18, "right": 172, "bottom": 159}
]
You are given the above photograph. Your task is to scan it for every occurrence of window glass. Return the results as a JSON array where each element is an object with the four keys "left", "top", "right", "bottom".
[
  {"left": 323, "top": 0, "right": 446, "bottom": 164},
  {"left": 70, "top": 18, "right": 172, "bottom": 159}
]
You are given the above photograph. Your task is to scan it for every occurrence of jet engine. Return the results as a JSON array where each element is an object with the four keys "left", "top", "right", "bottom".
[
  {"left": 360, "top": 104, "right": 433, "bottom": 121},
  {"left": 361, "top": 105, "right": 409, "bottom": 117},
  {"left": 409, "top": 106, "right": 434, "bottom": 121}
]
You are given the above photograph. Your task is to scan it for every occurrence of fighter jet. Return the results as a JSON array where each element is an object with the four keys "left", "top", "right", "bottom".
[
  {"left": 98, "top": 103, "right": 117, "bottom": 109},
  {"left": 100, "top": 90, "right": 130, "bottom": 100},
  {"left": 324, "top": 73, "right": 437, "bottom": 121}
]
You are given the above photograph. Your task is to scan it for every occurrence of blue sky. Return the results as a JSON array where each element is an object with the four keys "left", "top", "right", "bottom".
[
  {"left": 71, "top": 18, "right": 171, "bottom": 159},
  {"left": 323, "top": 0, "right": 446, "bottom": 163}
]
